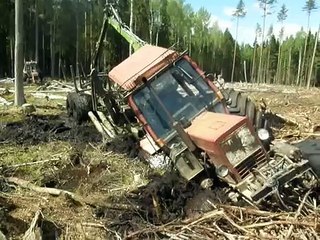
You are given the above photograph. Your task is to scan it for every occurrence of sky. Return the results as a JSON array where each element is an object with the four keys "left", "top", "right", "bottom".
[{"left": 185, "top": 0, "right": 319, "bottom": 45}]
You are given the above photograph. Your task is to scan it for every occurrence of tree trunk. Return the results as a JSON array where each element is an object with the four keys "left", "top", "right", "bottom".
[
  {"left": 266, "top": 46, "right": 271, "bottom": 83},
  {"left": 300, "top": 32, "right": 309, "bottom": 86},
  {"left": 276, "top": 43, "right": 281, "bottom": 84},
  {"left": 287, "top": 47, "right": 292, "bottom": 85},
  {"left": 15, "top": 0, "right": 24, "bottom": 106},
  {"left": 149, "top": 4, "right": 153, "bottom": 44},
  {"left": 50, "top": 23, "right": 54, "bottom": 78},
  {"left": 231, "top": 17, "right": 239, "bottom": 83},
  {"left": 251, "top": 44, "right": 257, "bottom": 83},
  {"left": 35, "top": 0, "right": 39, "bottom": 62},
  {"left": 89, "top": 2, "right": 93, "bottom": 65},
  {"left": 307, "top": 25, "right": 319, "bottom": 89},
  {"left": 10, "top": 37, "right": 14, "bottom": 77},
  {"left": 243, "top": 60, "right": 248, "bottom": 83},
  {"left": 84, "top": 7, "right": 88, "bottom": 69},
  {"left": 129, "top": 0, "right": 133, "bottom": 55},
  {"left": 156, "top": 30, "right": 159, "bottom": 46},
  {"left": 296, "top": 48, "right": 302, "bottom": 86},
  {"left": 42, "top": 25, "right": 45, "bottom": 74},
  {"left": 257, "top": 6, "right": 267, "bottom": 83},
  {"left": 58, "top": 52, "right": 61, "bottom": 79},
  {"left": 76, "top": 0, "right": 79, "bottom": 75},
  {"left": 282, "top": 56, "right": 287, "bottom": 84}
]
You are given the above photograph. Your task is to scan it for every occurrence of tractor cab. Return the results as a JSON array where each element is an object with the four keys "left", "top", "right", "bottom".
[
  {"left": 106, "top": 45, "right": 316, "bottom": 206},
  {"left": 108, "top": 45, "right": 271, "bottom": 195}
]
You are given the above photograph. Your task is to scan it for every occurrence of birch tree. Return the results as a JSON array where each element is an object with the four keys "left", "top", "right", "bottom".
[{"left": 231, "top": 0, "right": 246, "bottom": 83}]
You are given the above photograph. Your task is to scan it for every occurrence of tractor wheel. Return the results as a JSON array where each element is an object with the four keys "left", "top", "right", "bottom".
[
  {"left": 224, "top": 88, "right": 266, "bottom": 130},
  {"left": 66, "top": 92, "right": 92, "bottom": 124}
]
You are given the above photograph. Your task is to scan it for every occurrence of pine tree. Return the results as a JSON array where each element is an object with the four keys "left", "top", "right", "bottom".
[
  {"left": 231, "top": 0, "right": 246, "bottom": 83},
  {"left": 257, "top": 0, "right": 277, "bottom": 83},
  {"left": 276, "top": 4, "right": 288, "bottom": 84}
]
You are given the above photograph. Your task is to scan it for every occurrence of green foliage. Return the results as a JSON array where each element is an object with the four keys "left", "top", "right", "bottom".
[
  {"left": 233, "top": 0, "right": 247, "bottom": 18},
  {"left": 1, "top": 0, "right": 320, "bottom": 87},
  {"left": 277, "top": 4, "right": 288, "bottom": 23},
  {"left": 303, "top": 0, "right": 318, "bottom": 14}
]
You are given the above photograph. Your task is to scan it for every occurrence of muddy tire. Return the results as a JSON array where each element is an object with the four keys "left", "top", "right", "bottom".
[
  {"left": 66, "top": 92, "right": 92, "bottom": 124},
  {"left": 225, "top": 88, "right": 266, "bottom": 130}
]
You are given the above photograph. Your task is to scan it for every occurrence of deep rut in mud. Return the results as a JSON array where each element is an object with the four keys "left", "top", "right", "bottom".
[{"left": 0, "top": 114, "right": 102, "bottom": 145}]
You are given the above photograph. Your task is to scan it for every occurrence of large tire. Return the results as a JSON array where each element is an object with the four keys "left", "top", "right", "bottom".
[
  {"left": 224, "top": 88, "right": 266, "bottom": 130},
  {"left": 66, "top": 92, "right": 92, "bottom": 124}
]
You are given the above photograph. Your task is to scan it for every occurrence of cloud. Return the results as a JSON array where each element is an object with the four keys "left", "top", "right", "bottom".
[
  {"left": 234, "top": 23, "right": 318, "bottom": 45},
  {"left": 223, "top": 7, "right": 236, "bottom": 17},
  {"left": 237, "top": 26, "right": 256, "bottom": 44},
  {"left": 210, "top": 15, "right": 233, "bottom": 31},
  {"left": 273, "top": 23, "right": 317, "bottom": 39}
]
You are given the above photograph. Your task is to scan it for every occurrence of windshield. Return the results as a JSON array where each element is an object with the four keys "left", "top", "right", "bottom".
[{"left": 133, "top": 58, "right": 216, "bottom": 139}]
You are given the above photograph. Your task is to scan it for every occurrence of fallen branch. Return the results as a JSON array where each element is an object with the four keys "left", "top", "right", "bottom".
[
  {"left": 81, "top": 223, "right": 123, "bottom": 240},
  {"left": 243, "top": 220, "right": 316, "bottom": 229},
  {"left": 275, "top": 113, "right": 299, "bottom": 126},
  {"left": 3, "top": 158, "right": 61, "bottom": 169},
  {"left": 7, "top": 177, "right": 78, "bottom": 199},
  {"left": 285, "top": 190, "right": 311, "bottom": 240},
  {"left": 30, "top": 92, "right": 67, "bottom": 100},
  {"left": 23, "top": 210, "right": 43, "bottom": 240},
  {"left": 5, "top": 177, "right": 140, "bottom": 211}
]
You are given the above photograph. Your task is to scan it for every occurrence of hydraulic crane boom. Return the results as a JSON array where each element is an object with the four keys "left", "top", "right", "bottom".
[
  {"left": 92, "top": 3, "right": 146, "bottom": 69},
  {"left": 107, "top": 4, "right": 146, "bottom": 52}
]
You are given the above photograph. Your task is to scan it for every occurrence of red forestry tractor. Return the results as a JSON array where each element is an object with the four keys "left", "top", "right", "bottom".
[{"left": 66, "top": 4, "right": 319, "bottom": 210}]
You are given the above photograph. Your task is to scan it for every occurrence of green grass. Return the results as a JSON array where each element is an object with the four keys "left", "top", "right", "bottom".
[
  {"left": 0, "top": 82, "right": 154, "bottom": 199},
  {"left": 0, "top": 141, "right": 72, "bottom": 181}
]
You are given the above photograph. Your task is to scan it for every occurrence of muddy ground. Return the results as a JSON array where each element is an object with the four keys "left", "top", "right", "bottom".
[{"left": 0, "top": 82, "right": 320, "bottom": 239}]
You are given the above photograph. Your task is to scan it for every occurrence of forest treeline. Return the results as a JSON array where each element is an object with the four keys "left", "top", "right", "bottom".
[{"left": 0, "top": 0, "right": 319, "bottom": 87}]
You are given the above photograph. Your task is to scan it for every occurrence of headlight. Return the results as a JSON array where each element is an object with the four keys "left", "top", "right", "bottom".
[
  {"left": 216, "top": 165, "right": 229, "bottom": 178},
  {"left": 257, "top": 128, "right": 270, "bottom": 141}
]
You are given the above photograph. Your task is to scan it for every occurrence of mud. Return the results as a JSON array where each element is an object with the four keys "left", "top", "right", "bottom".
[{"left": 0, "top": 114, "right": 102, "bottom": 146}]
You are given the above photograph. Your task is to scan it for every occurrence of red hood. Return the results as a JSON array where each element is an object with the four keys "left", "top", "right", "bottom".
[{"left": 186, "top": 112, "right": 247, "bottom": 152}]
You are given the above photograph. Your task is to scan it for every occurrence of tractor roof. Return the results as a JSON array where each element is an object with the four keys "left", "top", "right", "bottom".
[{"left": 109, "top": 44, "right": 178, "bottom": 91}]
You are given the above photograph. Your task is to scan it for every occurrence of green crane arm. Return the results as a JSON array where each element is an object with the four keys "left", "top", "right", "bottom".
[
  {"left": 91, "top": 4, "right": 146, "bottom": 69},
  {"left": 107, "top": 5, "right": 146, "bottom": 52}
]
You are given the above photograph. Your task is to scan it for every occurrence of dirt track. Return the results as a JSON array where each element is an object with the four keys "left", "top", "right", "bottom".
[{"left": 0, "top": 82, "right": 320, "bottom": 239}]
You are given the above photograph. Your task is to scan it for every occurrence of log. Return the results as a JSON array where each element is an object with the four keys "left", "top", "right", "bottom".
[
  {"left": 6, "top": 177, "right": 140, "bottom": 211},
  {"left": 30, "top": 93, "right": 67, "bottom": 100},
  {"left": 6, "top": 177, "right": 79, "bottom": 201}
]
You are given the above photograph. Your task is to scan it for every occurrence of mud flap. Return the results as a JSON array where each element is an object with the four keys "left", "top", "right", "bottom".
[{"left": 294, "top": 139, "right": 320, "bottom": 177}]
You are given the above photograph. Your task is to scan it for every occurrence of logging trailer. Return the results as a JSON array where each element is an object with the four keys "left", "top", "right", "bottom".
[{"left": 66, "top": 3, "right": 319, "bottom": 210}]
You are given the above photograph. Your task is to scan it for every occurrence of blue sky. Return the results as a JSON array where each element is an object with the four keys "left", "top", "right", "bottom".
[{"left": 185, "top": 0, "right": 319, "bottom": 44}]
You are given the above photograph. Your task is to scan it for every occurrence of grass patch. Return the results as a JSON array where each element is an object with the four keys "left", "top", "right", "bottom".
[{"left": 0, "top": 141, "right": 72, "bottom": 181}]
